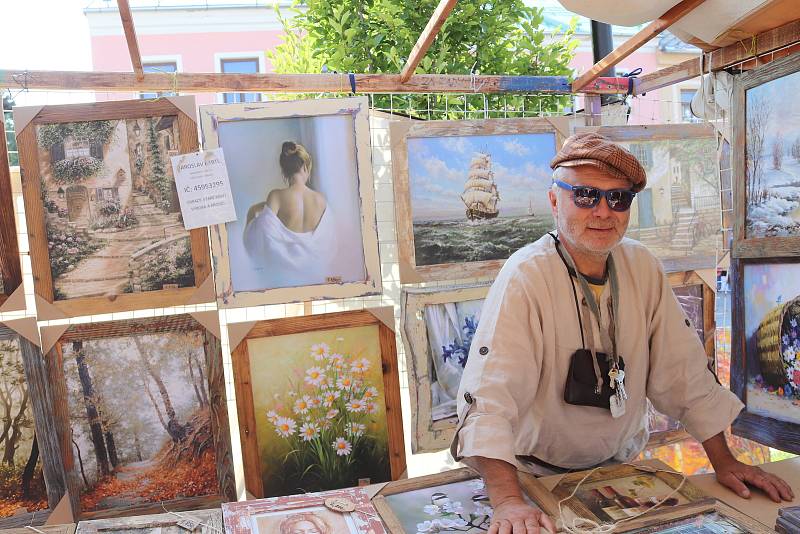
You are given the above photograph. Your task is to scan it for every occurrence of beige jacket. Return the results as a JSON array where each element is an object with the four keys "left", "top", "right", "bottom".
[{"left": 451, "top": 234, "right": 743, "bottom": 470}]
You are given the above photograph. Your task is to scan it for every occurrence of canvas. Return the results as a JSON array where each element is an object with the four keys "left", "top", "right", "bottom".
[
  {"left": 673, "top": 284, "right": 704, "bottom": 342},
  {"left": 199, "top": 98, "right": 381, "bottom": 307},
  {"left": 744, "top": 69, "right": 800, "bottom": 238},
  {"left": 35, "top": 117, "right": 192, "bottom": 300},
  {"left": 581, "top": 125, "right": 720, "bottom": 272},
  {"left": 627, "top": 513, "right": 748, "bottom": 533},
  {"left": 222, "top": 487, "right": 385, "bottom": 534},
  {"left": 573, "top": 474, "right": 689, "bottom": 522},
  {"left": 76, "top": 509, "right": 222, "bottom": 534},
  {"left": 742, "top": 262, "right": 800, "bottom": 426}
]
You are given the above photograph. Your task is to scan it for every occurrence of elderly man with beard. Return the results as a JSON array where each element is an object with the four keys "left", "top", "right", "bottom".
[{"left": 449, "top": 132, "right": 794, "bottom": 534}]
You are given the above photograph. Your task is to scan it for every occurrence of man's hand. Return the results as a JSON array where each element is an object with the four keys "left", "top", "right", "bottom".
[
  {"left": 714, "top": 457, "right": 794, "bottom": 503},
  {"left": 488, "top": 497, "right": 556, "bottom": 534}
]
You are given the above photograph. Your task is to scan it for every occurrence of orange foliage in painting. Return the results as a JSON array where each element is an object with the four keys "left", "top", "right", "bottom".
[{"left": 0, "top": 497, "right": 48, "bottom": 518}]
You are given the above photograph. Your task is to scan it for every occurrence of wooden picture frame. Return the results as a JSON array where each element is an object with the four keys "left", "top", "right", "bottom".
[
  {"left": 0, "top": 320, "right": 66, "bottom": 528},
  {"left": 732, "top": 51, "right": 800, "bottom": 258},
  {"left": 579, "top": 124, "right": 720, "bottom": 273},
  {"left": 730, "top": 257, "right": 800, "bottom": 453},
  {"left": 611, "top": 501, "right": 772, "bottom": 533},
  {"left": 0, "top": 119, "right": 23, "bottom": 311},
  {"left": 391, "top": 118, "right": 566, "bottom": 283},
  {"left": 549, "top": 461, "right": 712, "bottom": 528},
  {"left": 230, "top": 308, "right": 405, "bottom": 498},
  {"left": 36, "top": 314, "right": 235, "bottom": 519},
  {"left": 76, "top": 508, "right": 221, "bottom": 534},
  {"left": 198, "top": 97, "right": 382, "bottom": 308},
  {"left": 222, "top": 487, "right": 386, "bottom": 534},
  {"left": 15, "top": 97, "right": 212, "bottom": 319},
  {"left": 0, "top": 526, "right": 75, "bottom": 534},
  {"left": 372, "top": 467, "right": 557, "bottom": 534},
  {"left": 400, "top": 283, "right": 491, "bottom": 453}
]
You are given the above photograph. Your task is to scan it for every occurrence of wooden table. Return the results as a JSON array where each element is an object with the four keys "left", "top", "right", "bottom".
[{"left": 690, "top": 456, "right": 800, "bottom": 528}]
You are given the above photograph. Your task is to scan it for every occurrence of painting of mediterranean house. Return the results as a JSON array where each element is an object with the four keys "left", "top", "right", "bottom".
[{"left": 35, "top": 117, "right": 193, "bottom": 300}]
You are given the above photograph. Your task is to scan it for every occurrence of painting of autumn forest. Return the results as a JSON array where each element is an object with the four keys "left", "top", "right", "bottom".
[
  {"left": 61, "top": 331, "right": 217, "bottom": 512},
  {"left": 0, "top": 336, "right": 48, "bottom": 518}
]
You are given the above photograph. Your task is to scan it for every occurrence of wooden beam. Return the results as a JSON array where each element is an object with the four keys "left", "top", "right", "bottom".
[
  {"left": 635, "top": 18, "right": 800, "bottom": 95},
  {"left": 400, "top": 0, "right": 458, "bottom": 83},
  {"left": 0, "top": 69, "right": 633, "bottom": 94},
  {"left": 572, "top": 0, "right": 707, "bottom": 92},
  {"left": 117, "top": 0, "right": 144, "bottom": 81}
]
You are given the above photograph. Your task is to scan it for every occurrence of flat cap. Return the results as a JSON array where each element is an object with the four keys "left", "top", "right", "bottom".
[{"left": 550, "top": 132, "right": 647, "bottom": 192}]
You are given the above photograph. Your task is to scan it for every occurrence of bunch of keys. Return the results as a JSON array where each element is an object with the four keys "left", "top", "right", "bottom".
[{"left": 608, "top": 367, "right": 628, "bottom": 418}]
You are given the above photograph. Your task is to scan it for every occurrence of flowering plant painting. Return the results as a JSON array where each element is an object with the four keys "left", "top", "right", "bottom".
[{"left": 250, "top": 326, "right": 391, "bottom": 496}]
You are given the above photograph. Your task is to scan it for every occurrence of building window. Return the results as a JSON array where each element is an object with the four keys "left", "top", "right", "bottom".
[
  {"left": 140, "top": 62, "right": 178, "bottom": 100},
  {"left": 681, "top": 89, "right": 700, "bottom": 123},
  {"left": 221, "top": 58, "right": 261, "bottom": 104},
  {"left": 629, "top": 143, "right": 653, "bottom": 169}
]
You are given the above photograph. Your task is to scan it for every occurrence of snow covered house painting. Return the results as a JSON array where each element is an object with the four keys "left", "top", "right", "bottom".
[
  {"left": 745, "top": 69, "right": 800, "bottom": 238},
  {"left": 35, "top": 116, "right": 192, "bottom": 300}
]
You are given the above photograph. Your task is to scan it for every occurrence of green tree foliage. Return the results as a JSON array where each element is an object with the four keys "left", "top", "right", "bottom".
[{"left": 267, "top": 1, "right": 578, "bottom": 116}]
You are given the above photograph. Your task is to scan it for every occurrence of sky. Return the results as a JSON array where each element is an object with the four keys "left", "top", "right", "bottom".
[
  {"left": 744, "top": 263, "right": 800, "bottom": 337},
  {"left": 748, "top": 70, "right": 800, "bottom": 143},
  {"left": 407, "top": 132, "right": 557, "bottom": 219}
]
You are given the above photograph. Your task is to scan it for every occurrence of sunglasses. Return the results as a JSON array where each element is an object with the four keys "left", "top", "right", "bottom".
[{"left": 553, "top": 180, "right": 636, "bottom": 212}]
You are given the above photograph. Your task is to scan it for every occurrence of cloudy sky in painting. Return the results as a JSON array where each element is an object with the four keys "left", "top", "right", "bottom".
[
  {"left": 747, "top": 70, "right": 800, "bottom": 144},
  {"left": 407, "top": 132, "right": 557, "bottom": 219}
]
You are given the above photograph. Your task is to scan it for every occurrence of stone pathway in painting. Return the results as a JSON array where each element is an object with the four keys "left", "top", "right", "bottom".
[
  {"left": 94, "top": 459, "right": 157, "bottom": 510},
  {"left": 55, "top": 192, "right": 185, "bottom": 299}
]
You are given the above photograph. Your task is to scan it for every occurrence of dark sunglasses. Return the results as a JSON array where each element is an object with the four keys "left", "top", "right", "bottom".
[{"left": 553, "top": 180, "right": 636, "bottom": 212}]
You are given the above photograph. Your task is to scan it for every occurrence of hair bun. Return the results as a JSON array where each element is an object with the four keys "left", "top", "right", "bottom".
[{"left": 281, "top": 141, "right": 298, "bottom": 156}]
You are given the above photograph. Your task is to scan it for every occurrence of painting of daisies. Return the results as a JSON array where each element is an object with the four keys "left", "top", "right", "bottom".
[
  {"left": 743, "top": 263, "right": 800, "bottom": 425},
  {"left": 246, "top": 324, "right": 392, "bottom": 497}
]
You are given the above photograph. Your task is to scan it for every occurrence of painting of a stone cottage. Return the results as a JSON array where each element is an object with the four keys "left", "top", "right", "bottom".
[
  {"left": 621, "top": 136, "right": 720, "bottom": 269},
  {"left": 36, "top": 117, "right": 194, "bottom": 300}
]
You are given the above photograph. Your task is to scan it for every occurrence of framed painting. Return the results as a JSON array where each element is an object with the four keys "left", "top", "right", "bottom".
[
  {"left": 620, "top": 502, "right": 772, "bottom": 533},
  {"left": 199, "top": 97, "right": 381, "bottom": 308},
  {"left": 372, "top": 467, "right": 557, "bottom": 534},
  {"left": 14, "top": 97, "right": 212, "bottom": 319},
  {"left": 0, "top": 320, "right": 66, "bottom": 528},
  {"left": 0, "top": 526, "right": 75, "bottom": 534},
  {"left": 0, "top": 118, "right": 23, "bottom": 312},
  {"left": 579, "top": 124, "right": 720, "bottom": 273},
  {"left": 400, "top": 283, "right": 491, "bottom": 453},
  {"left": 550, "top": 461, "right": 711, "bottom": 528},
  {"left": 732, "top": 51, "right": 800, "bottom": 257},
  {"left": 36, "top": 314, "right": 235, "bottom": 519},
  {"left": 390, "top": 118, "right": 566, "bottom": 283},
  {"left": 76, "top": 508, "right": 221, "bottom": 534},
  {"left": 223, "top": 487, "right": 385, "bottom": 534},
  {"left": 229, "top": 308, "right": 405, "bottom": 498},
  {"left": 730, "top": 258, "right": 800, "bottom": 453}
]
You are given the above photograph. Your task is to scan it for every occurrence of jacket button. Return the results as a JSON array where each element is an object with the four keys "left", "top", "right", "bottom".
[
  {"left": 464, "top": 392, "right": 474, "bottom": 404},
  {"left": 685, "top": 319, "right": 691, "bottom": 327},
  {"left": 479, "top": 346, "right": 489, "bottom": 355}
]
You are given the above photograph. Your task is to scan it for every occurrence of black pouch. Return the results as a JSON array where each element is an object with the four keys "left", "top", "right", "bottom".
[{"left": 564, "top": 350, "right": 625, "bottom": 409}]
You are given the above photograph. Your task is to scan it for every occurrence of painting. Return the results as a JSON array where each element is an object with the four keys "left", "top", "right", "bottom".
[
  {"left": 222, "top": 487, "right": 386, "bottom": 534},
  {"left": 372, "top": 467, "right": 555, "bottom": 534},
  {"left": 391, "top": 118, "right": 565, "bottom": 283},
  {"left": 15, "top": 98, "right": 211, "bottom": 318},
  {"left": 199, "top": 97, "right": 381, "bottom": 308},
  {"left": 551, "top": 462, "right": 710, "bottom": 527},
  {"left": 621, "top": 502, "right": 772, "bottom": 533},
  {"left": 230, "top": 309, "right": 405, "bottom": 498},
  {"left": 581, "top": 125, "right": 720, "bottom": 273},
  {"left": 0, "top": 122, "right": 22, "bottom": 311},
  {"left": 38, "top": 314, "right": 235, "bottom": 518},
  {"left": 400, "top": 284, "right": 491, "bottom": 453},
  {"left": 76, "top": 508, "right": 221, "bottom": 534}
]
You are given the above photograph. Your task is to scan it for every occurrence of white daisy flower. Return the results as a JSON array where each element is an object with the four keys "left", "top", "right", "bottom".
[
  {"left": 350, "top": 357, "right": 371, "bottom": 373},
  {"left": 293, "top": 395, "right": 312, "bottom": 415},
  {"left": 332, "top": 437, "right": 352, "bottom": 456},
  {"left": 274, "top": 416, "right": 296, "bottom": 437},
  {"left": 337, "top": 375, "right": 355, "bottom": 390},
  {"left": 346, "top": 398, "right": 367, "bottom": 413},
  {"left": 362, "top": 386, "right": 379, "bottom": 400},
  {"left": 299, "top": 422, "right": 320, "bottom": 441},
  {"left": 346, "top": 422, "right": 366, "bottom": 437},
  {"left": 310, "top": 343, "right": 330, "bottom": 361},
  {"left": 265, "top": 410, "right": 279, "bottom": 424},
  {"left": 326, "top": 408, "right": 339, "bottom": 420},
  {"left": 321, "top": 389, "right": 340, "bottom": 407},
  {"left": 304, "top": 366, "right": 326, "bottom": 386}
]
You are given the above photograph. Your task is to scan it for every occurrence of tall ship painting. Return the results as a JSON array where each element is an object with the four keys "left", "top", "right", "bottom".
[{"left": 461, "top": 152, "right": 499, "bottom": 220}]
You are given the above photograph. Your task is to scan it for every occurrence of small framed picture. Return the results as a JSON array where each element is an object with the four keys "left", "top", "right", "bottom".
[
  {"left": 223, "top": 487, "right": 386, "bottom": 534},
  {"left": 76, "top": 508, "right": 222, "bottom": 534}
]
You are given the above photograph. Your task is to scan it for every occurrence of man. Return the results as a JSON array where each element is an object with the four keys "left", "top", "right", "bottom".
[{"left": 449, "top": 132, "right": 794, "bottom": 534}]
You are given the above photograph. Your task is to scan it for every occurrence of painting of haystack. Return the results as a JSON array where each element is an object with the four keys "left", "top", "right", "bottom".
[
  {"left": 0, "top": 336, "right": 47, "bottom": 518},
  {"left": 35, "top": 117, "right": 193, "bottom": 300},
  {"left": 61, "top": 330, "right": 217, "bottom": 512},
  {"left": 745, "top": 70, "right": 800, "bottom": 237}
]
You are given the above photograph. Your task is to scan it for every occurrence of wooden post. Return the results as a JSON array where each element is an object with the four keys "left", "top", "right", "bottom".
[
  {"left": 0, "top": 110, "right": 22, "bottom": 295},
  {"left": 400, "top": 0, "right": 459, "bottom": 83},
  {"left": 117, "top": 0, "right": 144, "bottom": 81},
  {"left": 572, "top": 0, "right": 707, "bottom": 92}
]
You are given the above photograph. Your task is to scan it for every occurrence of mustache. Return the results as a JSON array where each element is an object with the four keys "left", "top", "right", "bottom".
[{"left": 587, "top": 222, "right": 617, "bottom": 230}]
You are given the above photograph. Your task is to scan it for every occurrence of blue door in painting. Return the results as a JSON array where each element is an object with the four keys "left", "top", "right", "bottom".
[{"left": 637, "top": 188, "right": 655, "bottom": 228}]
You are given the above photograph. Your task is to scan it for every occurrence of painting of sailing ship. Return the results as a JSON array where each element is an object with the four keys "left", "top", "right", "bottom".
[{"left": 407, "top": 132, "right": 557, "bottom": 267}]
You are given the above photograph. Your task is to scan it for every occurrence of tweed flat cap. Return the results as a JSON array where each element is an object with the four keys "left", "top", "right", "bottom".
[{"left": 550, "top": 132, "right": 647, "bottom": 192}]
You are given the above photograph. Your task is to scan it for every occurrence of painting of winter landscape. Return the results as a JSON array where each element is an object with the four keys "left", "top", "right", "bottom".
[
  {"left": 61, "top": 330, "right": 217, "bottom": 511},
  {"left": 743, "top": 263, "right": 800, "bottom": 426},
  {"left": 407, "top": 133, "right": 557, "bottom": 267},
  {"left": 35, "top": 118, "right": 194, "bottom": 300},
  {"left": 745, "top": 70, "right": 800, "bottom": 237},
  {"left": 424, "top": 298, "right": 484, "bottom": 421}
]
